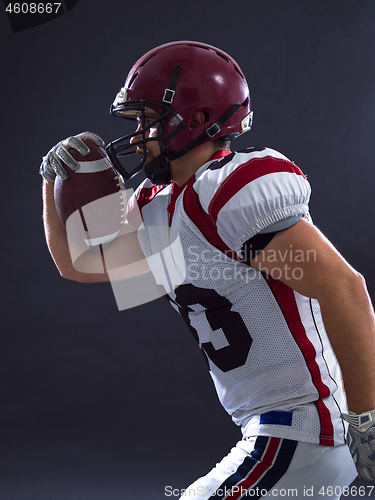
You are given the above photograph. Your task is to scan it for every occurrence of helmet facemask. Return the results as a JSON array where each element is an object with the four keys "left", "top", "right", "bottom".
[{"left": 106, "top": 98, "right": 186, "bottom": 183}]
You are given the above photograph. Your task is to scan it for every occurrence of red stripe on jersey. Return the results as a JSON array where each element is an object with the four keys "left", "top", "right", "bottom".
[
  {"left": 127, "top": 184, "right": 166, "bottom": 228},
  {"left": 264, "top": 275, "right": 335, "bottom": 446},
  {"left": 167, "top": 151, "right": 231, "bottom": 225},
  {"left": 209, "top": 149, "right": 233, "bottom": 161},
  {"left": 209, "top": 156, "right": 306, "bottom": 226},
  {"left": 227, "top": 438, "right": 282, "bottom": 499},
  {"left": 183, "top": 178, "right": 241, "bottom": 262},
  {"left": 315, "top": 400, "right": 336, "bottom": 446}
]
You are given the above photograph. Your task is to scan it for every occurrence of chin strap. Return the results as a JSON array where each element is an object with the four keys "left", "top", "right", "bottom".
[
  {"left": 166, "top": 102, "right": 245, "bottom": 162},
  {"left": 144, "top": 101, "right": 245, "bottom": 185},
  {"left": 143, "top": 154, "right": 171, "bottom": 185}
]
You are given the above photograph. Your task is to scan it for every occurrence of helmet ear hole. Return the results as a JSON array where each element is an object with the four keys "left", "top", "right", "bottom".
[{"left": 190, "top": 110, "right": 207, "bottom": 129}]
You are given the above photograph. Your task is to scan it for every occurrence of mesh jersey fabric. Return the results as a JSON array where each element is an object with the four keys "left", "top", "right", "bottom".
[{"left": 126, "top": 147, "right": 347, "bottom": 446}]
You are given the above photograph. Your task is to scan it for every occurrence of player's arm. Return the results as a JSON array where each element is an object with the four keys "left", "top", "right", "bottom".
[
  {"left": 250, "top": 217, "right": 375, "bottom": 414},
  {"left": 42, "top": 180, "right": 149, "bottom": 282},
  {"left": 41, "top": 133, "right": 150, "bottom": 283},
  {"left": 251, "top": 218, "right": 375, "bottom": 480}
]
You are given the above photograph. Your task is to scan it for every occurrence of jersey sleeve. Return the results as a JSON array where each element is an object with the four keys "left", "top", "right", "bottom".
[{"left": 195, "top": 148, "right": 311, "bottom": 254}]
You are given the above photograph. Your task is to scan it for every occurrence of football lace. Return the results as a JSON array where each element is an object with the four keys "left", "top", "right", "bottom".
[{"left": 115, "top": 174, "right": 127, "bottom": 225}]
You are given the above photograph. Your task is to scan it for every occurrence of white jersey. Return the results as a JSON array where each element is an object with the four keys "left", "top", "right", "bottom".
[{"left": 127, "top": 147, "right": 347, "bottom": 447}]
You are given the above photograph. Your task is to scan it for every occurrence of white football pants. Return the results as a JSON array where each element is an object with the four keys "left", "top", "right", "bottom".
[{"left": 179, "top": 436, "right": 357, "bottom": 500}]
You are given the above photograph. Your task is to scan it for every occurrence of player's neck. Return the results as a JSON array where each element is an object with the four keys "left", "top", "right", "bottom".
[{"left": 170, "top": 144, "right": 229, "bottom": 186}]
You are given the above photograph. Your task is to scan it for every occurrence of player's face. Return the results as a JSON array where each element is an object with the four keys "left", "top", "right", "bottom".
[{"left": 130, "top": 112, "right": 161, "bottom": 165}]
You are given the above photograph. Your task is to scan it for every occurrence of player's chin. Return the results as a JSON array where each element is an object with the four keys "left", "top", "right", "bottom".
[
  {"left": 136, "top": 148, "right": 151, "bottom": 165},
  {"left": 142, "top": 154, "right": 155, "bottom": 167}
]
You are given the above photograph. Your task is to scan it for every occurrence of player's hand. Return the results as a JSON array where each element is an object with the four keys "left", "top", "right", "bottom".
[
  {"left": 342, "top": 410, "right": 375, "bottom": 480},
  {"left": 39, "top": 132, "right": 105, "bottom": 183}
]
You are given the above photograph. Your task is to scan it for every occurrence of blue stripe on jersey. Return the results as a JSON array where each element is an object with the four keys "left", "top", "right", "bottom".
[
  {"left": 211, "top": 437, "right": 298, "bottom": 500},
  {"left": 260, "top": 411, "right": 293, "bottom": 426}
]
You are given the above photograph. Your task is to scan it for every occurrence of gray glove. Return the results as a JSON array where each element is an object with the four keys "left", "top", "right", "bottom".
[
  {"left": 40, "top": 132, "right": 105, "bottom": 182},
  {"left": 342, "top": 410, "right": 375, "bottom": 480}
]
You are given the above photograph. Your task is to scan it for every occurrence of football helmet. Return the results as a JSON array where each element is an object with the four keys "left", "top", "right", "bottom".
[{"left": 106, "top": 41, "right": 253, "bottom": 185}]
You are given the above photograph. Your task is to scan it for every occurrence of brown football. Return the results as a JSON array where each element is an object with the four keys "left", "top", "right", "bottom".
[{"left": 54, "top": 137, "right": 126, "bottom": 247}]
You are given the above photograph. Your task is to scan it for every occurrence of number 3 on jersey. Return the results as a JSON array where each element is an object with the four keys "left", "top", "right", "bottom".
[{"left": 174, "top": 284, "right": 252, "bottom": 372}]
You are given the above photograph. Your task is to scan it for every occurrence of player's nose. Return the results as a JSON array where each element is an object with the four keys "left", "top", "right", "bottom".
[{"left": 130, "top": 124, "right": 142, "bottom": 145}]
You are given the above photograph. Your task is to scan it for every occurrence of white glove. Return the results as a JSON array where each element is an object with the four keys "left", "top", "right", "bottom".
[
  {"left": 342, "top": 409, "right": 375, "bottom": 480},
  {"left": 39, "top": 131, "right": 105, "bottom": 182}
]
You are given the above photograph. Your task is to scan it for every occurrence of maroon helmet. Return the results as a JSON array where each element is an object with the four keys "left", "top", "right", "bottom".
[{"left": 106, "top": 41, "right": 253, "bottom": 184}]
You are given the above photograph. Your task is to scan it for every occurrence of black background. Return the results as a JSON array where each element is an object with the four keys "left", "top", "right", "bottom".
[{"left": 1, "top": 1, "right": 375, "bottom": 498}]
